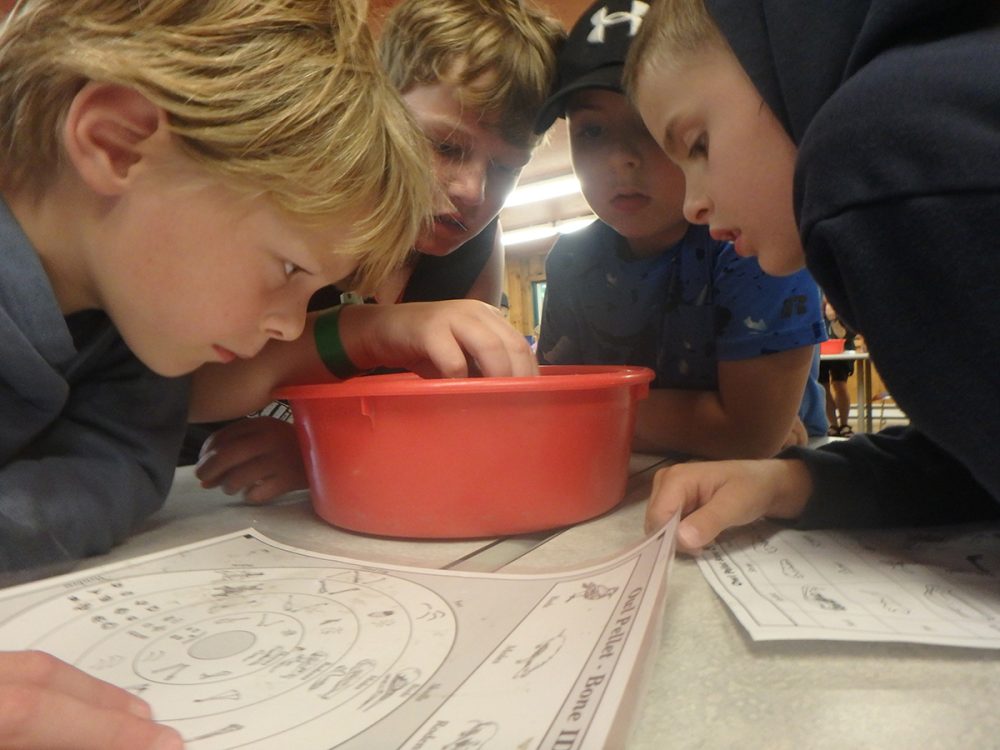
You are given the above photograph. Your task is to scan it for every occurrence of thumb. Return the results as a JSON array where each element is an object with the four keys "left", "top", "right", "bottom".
[{"left": 674, "top": 505, "right": 729, "bottom": 554}]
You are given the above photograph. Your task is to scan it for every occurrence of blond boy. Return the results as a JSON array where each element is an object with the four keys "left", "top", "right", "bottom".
[
  {"left": 0, "top": 0, "right": 523, "bottom": 744},
  {"left": 190, "top": 0, "right": 564, "bottom": 502}
]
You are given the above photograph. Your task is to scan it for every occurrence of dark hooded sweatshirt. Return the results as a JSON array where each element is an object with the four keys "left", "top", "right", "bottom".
[{"left": 705, "top": 0, "right": 1000, "bottom": 527}]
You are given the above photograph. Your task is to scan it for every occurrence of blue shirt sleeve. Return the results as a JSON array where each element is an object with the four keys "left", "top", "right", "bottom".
[{"left": 711, "top": 244, "right": 826, "bottom": 361}]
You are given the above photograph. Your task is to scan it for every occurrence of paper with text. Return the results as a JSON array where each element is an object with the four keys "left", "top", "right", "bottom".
[
  {"left": 0, "top": 520, "right": 676, "bottom": 749},
  {"left": 698, "top": 521, "right": 1000, "bottom": 648}
]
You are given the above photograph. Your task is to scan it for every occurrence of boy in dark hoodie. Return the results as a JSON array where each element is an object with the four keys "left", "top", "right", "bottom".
[{"left": 625, "top": 0, "right": 1000, "bottom": 552}]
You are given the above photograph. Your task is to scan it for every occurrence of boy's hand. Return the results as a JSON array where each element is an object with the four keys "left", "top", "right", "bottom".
[
  {"left": 645, "top": 459, "right": 813, "bottom": 554},
  {"left": 340, "top": 300, "right": 538, "bottom": 379},
  {"left": 0, "top": 651, "right": 183, "bottom": 749},
  {"left": 195, "top": 418, "right": 307, "bottom": 504}
]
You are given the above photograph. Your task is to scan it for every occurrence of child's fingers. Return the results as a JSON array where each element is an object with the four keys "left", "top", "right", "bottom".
[
  {"left": 0, "top": 651, "right": 183, "bottom": 749},
  {"left": 241, "top": 473, "right": 301, "bottom": 505},
  {"left": 194, "top": 430, "right": 247, "bottom": 487},
  {"left": 195, "top": 420, "right": 293, "bottom": 488},
  {"left": 229, "top": 459, "right": 306, "bottom": 504},
  {"left": 447, "top": 311, "right": 537, "bottom": 378},
  {"left": 644, "top": 465, "right": 700, "bottom": 534},
  {"left": 0, "top": 651, "right": 146, "bottom": 714},
  {"left": 0, "top": 685, "right": 183, "bottom": 750},
  {"left": 193, "top": 450, "right": 225, "bottom": 487},
  {"left": 646, "top": 463, "right": 757, "bottom": 554},
  {"left": 416, "top": 312, "right": 534, "bottom": 379},
  {"left": 415, "top": 330, "right": 472, "bottom": 378},
  {"left": 674, "top": 504, "right": 735, "bottom": 553},
  {"left": 345, "top": 300, "right": 537, "bottom": 379}
]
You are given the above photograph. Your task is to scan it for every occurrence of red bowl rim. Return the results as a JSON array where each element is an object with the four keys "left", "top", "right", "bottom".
[{"left": 275, "top": 364, "right": 654, "bottom": 400}]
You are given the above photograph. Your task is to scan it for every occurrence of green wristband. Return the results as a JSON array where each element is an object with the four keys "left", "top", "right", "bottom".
[{"left": 314, "top": 306, "right": 362, "bottom": 380}]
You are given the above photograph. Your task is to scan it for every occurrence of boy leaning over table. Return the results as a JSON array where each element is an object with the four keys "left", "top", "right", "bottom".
[
  {"left": 624, "top": 0, "right": 1000, "bottom": 553},
  {"left": 189, "top": 0, "right": 564, "bottom": 503},
  {"left": 0, "top": 1, "right": 531, "bottom": 746}
]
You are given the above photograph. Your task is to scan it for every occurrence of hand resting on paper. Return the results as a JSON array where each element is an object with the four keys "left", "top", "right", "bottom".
[
  {"left": 196, "top": 417, "right": 306, "bottom": 504},
  {"left": 0, "top": 651, "right": 183, "bottom": 749},
  {"left": 645, "top": 459, "right": 814, "bottom": 554}
]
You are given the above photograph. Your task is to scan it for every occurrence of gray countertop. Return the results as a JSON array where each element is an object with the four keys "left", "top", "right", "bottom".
[{"left": 19, "top": 453, "right": 1000, "bottom": 749}]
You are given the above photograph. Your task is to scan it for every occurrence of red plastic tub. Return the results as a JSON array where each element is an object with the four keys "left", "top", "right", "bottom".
[
  {"left": 275, "top": 365, "right": 654, "bottom": 538},
  {"left": 820, "top": 338, "right": 846, "bottom": 355}
]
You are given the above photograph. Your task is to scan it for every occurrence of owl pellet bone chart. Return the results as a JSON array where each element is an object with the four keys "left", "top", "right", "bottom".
[{"left": 0, "top": 524, "right": 676, "bottom": 749}]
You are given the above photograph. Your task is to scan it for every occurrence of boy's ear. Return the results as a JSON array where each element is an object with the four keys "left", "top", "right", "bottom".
[{"left": 62, "top": 82, "right": 166, "bottom": 196}]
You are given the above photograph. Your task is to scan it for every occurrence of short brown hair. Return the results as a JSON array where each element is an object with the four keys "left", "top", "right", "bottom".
[
  {"left": 623, "top": 0, "right": 726, "bottom": 97},
  {"left": 379, "top": 0, "right": 565, "bottom": 149},
  {"left": 0, "top": 0, "right": 434, "bottom": 290}
]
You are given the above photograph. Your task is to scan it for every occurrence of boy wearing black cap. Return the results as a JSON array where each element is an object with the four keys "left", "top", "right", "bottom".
[{"left": 535, "top": 0, "right": 827, "bottom": 459}]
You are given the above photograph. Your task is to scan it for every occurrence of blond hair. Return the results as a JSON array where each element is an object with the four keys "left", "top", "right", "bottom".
[
  {"left": 622, "top": 0, "right": 726, "bottom": 96},
  {"left": 0, "top": 0, "right": 433, "bottom": 292},
  {"left": 378, "top": 0, "right": 565, "bottom": 149}
]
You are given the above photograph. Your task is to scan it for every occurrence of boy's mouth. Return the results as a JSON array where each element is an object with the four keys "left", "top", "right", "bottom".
[
  {"left": 711, "top": 228, "right": 749, "bottom": 256},
  {"left": 710, "top": 227, "right": 739, "bottom": 242},
  {"left": 213, "top": 345, "right": 237, "bottom": 364},
  {"left": 213, "top": 344, "right": 257, "bottom": 364},
  {"left": 434, "top": 213, "right": 469, "bottom": 233},
  {"left": 610, "top": 192, "right": 650, "bottom": 213}
]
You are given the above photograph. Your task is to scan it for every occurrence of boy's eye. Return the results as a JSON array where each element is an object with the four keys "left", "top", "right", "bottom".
[
  {"left": 573, "top": 123, "right": 603, "bottom": 140},
  {"left": 434, "top": 141, "right": 463, "bottom": 160},
  {"left": 688, "top": 133, "right": 708, "bottom": 158},
  {"left": 283, "top": 261, "right": 304, "bottom": 278}
]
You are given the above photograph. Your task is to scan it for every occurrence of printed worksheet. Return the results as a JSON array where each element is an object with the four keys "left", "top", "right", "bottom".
[
  {"left": 698, "top": 521, "right": 1000, "bottom": 648},
  {"left": 0, "top": 520, "right": 677, "bottom": 749}
]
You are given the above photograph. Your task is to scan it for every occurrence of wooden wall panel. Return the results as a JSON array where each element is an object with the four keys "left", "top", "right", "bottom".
[{"left": 504, "top": 241, "right": 553, "bottom": 336}]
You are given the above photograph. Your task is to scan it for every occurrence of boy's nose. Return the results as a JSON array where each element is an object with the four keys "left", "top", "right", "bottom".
[
  {"left": 611, "top": 143, "right": 641, "bottom": 171},
  {"left": 682, "top": 188, "right": 712, "bottom": 225},
  {"left": 448, "top": 162, "right": 486, "bottom": 207},
  {"left": 262, "top": 304, "right": 307, "bottom": 343}
]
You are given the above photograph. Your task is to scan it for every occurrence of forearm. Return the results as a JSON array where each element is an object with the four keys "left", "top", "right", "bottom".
[
  {"left": 191, "top": 300, "right": 537, "bottom": 422},
  {"left": 783, "top": 427, "right": 1000, "bottom": 529},
  {"left": 765, "top": 458, "right": 815, "bottom": 521},
  {"left": 633, "top": 388, "right": 797, "bottom": 459},
  {"left": 0, "top": 448, "right": 173, "bottom": 572}
]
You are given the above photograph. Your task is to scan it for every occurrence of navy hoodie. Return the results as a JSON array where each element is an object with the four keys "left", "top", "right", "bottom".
[{"left": 706, "top": 0, "right": 1000, "bottom": 526}]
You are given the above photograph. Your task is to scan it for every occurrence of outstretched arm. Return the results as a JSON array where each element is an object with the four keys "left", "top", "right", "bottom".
[
  {"left": 190, "top": 299, "right": 537, "bottom": 422},
  {"left": 1, "top": 347, "right": 188, "bottom": 572}
]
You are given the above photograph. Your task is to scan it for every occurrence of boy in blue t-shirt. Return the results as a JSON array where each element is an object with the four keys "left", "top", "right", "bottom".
[{"left": 535, "top": 0, "right": 826, "bottom": 459}]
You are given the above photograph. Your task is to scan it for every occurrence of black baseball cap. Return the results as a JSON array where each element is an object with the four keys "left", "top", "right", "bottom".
[{"left": 534, "top": 0, "right": 650, "bottom": 133}]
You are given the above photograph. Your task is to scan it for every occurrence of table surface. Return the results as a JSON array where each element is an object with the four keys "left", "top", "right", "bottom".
[{"left": 16, "top": 452, "right": 1000, "bottom": 749}]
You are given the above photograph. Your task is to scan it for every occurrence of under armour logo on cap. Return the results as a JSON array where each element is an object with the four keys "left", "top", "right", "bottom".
[
  {"left": 586, "top": 0, "right": 649, "bottom": 44},
  {"left": 533, "top": 0, "right": 652, "bottom": 132}
]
